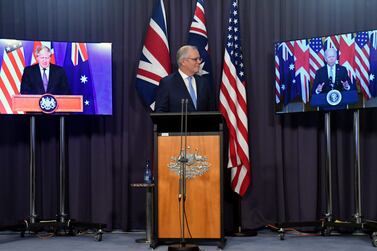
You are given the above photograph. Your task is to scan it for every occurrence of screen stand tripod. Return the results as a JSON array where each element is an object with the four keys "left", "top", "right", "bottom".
[
  {"left": 276, "top": 111, "right": 377, "bottom": 246},
  {"left": 168, "top": 99, "right": 199, "bottom": 251},
  {"left": 16, "top": 116, "right": 105, "bottom": 241}
]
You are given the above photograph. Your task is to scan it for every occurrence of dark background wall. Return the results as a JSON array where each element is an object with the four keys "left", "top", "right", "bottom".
[{"left": 0, "top": 0, "right": 377, "bottom": 231}]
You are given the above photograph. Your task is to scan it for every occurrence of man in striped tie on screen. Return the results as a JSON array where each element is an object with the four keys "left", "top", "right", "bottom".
[{"left": 20, "top": 45, "right": 70, "bottom": 95}]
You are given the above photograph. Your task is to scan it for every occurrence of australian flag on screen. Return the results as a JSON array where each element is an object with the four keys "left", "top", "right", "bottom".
[
  {"left": 63, "top": 43, "right": 96, "bottom": 114},
  {"left": 369, "top": 31, "right": 377, "bottom": 97},
  {"left": 276, "top": 42, "right": 297, "bottom": 105}
]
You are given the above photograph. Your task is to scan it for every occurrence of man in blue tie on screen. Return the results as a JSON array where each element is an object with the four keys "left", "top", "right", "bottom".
[
  {"left": 20, "top": 45, "right": 71, "bottom": 95},
  {"left": 155, "top": 45, "right": 215, "bottom": 112},
  {"left": 312, "top": 47, "right": 352, "bottom": 95}
]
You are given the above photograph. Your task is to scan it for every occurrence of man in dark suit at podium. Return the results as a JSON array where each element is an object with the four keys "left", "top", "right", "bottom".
[
  {"left": 20, "top": 45, "right": 71, "bottom": 95},
  {"left": 312, "top": 47, "right": 353, "bottom": 94},
  {"left": 155, "top": 45, "right": 216, "bottom": 112}
]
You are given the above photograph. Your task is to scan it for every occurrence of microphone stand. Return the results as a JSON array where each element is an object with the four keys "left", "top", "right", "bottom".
[{"left": 169, "top": 99, "right": 199, "bottom": 251}]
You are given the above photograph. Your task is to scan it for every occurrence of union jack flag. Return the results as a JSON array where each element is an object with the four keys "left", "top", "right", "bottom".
[
  {"left": 0, "top": 40, "right": 25, "bottom": 114},
  {"left": 294, "top": 40, "right": 310, "bottom": 103},
  {"left": 219, "top": 0, "right": 250, "bottom": 196},
  {"left": 187, "top": 0, "right": 212, "bottom": 85},
  {"left": 339, "top": 33, "right": 356, "bottom": 83},
  {"left": 355, "top": 31, "right": 371, "bottom": 99},
  {"left": 135, "top": 0, "right": 171, "bottom": 111}
]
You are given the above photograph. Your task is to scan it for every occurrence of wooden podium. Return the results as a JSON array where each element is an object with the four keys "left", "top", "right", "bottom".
[{"left": 150, "top": 112, "right": 225, "bottom": 248}]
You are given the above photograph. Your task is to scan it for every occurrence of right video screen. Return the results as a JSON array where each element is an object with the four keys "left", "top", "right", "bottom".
[{"left": 274, "top": 29, "right": 377, "bottom": 114}]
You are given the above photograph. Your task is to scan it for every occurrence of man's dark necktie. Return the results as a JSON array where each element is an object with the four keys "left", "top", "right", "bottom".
[{"left": 42, "top": 68, "right": 48, "bottom": 92}]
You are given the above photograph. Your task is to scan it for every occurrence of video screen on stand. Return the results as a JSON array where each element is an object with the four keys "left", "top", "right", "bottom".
[
  {"left": 0, "top": 39, "right": 112, "bottom": 115},
  {"left": 274, "top": 29, "right": 377, "bottom": 114}
]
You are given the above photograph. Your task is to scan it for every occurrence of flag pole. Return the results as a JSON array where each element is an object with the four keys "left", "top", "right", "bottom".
[{"left": 232, "top": 195, "right": 258, "bottom": 237}]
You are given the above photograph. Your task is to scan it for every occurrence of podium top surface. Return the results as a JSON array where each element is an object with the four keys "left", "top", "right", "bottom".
[{"left": 150, "top": 111, "right": 223, "bottom": 133}]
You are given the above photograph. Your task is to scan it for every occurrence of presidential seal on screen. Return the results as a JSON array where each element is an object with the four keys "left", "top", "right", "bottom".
[
  {"left": 326, "top": 89, "right": 342, "bottom": 106},
  {"left": 39, "top": 94, "right": 58, "bottom": 113}
]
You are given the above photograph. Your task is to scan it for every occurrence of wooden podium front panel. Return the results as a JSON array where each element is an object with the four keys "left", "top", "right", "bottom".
[
  {"left": 157, "top": 135, "right": 220, "bottom": 239},
  {"left": 12, "top": 95, "right": 83, "bottom": 112}
]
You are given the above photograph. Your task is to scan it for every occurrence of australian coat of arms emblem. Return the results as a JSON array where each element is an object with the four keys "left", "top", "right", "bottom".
[{"left": 168, "top": 146, "right": 210, "bottom": 179}]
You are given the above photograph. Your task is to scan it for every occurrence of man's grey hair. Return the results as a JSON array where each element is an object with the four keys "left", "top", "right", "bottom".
[
  {"left": 35, "top": 45, "right": 51, "bottom": 56},
  {"left": 324, "top": 47, "right": 336, "bottom": 57},
  {"left": 176, "top": 45, "right": 198, "bottom": 66}
]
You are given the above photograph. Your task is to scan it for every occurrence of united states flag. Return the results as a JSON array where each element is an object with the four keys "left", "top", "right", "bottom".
[
  {"left": 275, "top": 43, "right": 281, "bottom": 104},
  {"left": 135, "top": 0, "right": 171, "bottom": 111},
  {"left": 0, "top": 40, "right": 25, "bottom": 114},
  {"left": 219, "top": 0, "right": 250, "bottom": 196},
  {"left": 187, "top": 0, "right": 212, "bottom": 84},
  {"left": 309, "top": 37, "right": 324, "bottom": 82},
  {"left": 355, "top": 31, "right": 371, "bottom": 99}
]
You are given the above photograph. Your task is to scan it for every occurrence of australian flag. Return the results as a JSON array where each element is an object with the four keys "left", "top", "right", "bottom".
[
  {"left": 276, "top": 42, "right": 297, "bottom": 105},
  {"left": 369, "top": 30, "right": 377, "bottom": 97},
  {"left": 63, "top": 43, "right": 96, "bottom": 114},
  {"left": 135, "top": 0, "right": 171, "bottom": 111},
  {"left": 187, "top": 0, "right": 212, "bottom": 85}
]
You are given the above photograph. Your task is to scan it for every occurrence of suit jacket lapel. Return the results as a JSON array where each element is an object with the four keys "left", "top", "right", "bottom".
[{"left": 33, "top": 65, "right": 45, "bottom": 92}]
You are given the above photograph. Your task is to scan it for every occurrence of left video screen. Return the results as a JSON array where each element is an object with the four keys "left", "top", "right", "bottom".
[{"left": 0, "top": 39, "right": 112, "bottom": 115}]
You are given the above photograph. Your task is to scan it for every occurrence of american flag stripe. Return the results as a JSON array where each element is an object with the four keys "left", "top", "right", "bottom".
[
  {"left": 355, "top": 32, "right": 371, "bottom": 99},
  {"left": 309, "top": 52, "right": 324, "bottom": 80},
  {"left": 6, "top": 52, "right": 24, "bottom": 85},
  {"left": 1, "top": 60, "right": 20, "bottom": 95},
  {"left": 0, "top": 80, "right": 13, "bottom": 113},
  {"left": 0, "top": 42, "right": 25, "bottom": 114},
  {"left": 275, "top": 52, "right": 280, "bottom": 103},
  {"left": 219, "top": 0, "right": 250, "bottom": 196},
  {"left": 219, "top": 57, "right": 249, "bottom": 189},
  {"left": 220, "top": 59, "right": 247, "bottom": 138},
  {"left": 309, "top": 38, "right": 324, "bottom": 81}
]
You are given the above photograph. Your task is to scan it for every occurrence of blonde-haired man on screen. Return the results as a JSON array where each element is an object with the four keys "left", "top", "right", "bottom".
[{"left": 20, "top": 45, "right": 71, "bottom": 95}]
